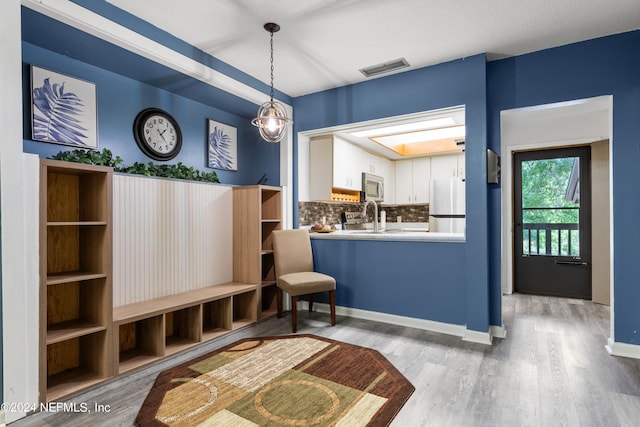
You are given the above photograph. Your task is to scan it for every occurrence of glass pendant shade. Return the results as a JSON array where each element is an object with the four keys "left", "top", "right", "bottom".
[
  {"left": 253, "top": 22, "right": 291, "bottom": 143},
  {"left": 252, "top": 99, "right": 289, "bottom": 143}
]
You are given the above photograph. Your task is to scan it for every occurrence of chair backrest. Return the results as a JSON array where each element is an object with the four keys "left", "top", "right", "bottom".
[{"left": 272, "top": 229, "right": 314, "bottom": 277}]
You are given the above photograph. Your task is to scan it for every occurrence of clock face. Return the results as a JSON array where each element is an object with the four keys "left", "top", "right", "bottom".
[{"left": 133, "top": 108, "right": 182, "bottom": 161}]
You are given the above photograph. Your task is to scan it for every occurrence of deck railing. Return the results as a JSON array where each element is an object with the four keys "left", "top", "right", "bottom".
[{"left": 522, "top": 223, "right": 580, "bottom": 256}]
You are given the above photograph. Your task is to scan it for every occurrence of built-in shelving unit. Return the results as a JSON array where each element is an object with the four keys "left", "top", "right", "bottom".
[
  {"left": 233, "top": 185, "right": 282, "bottom": 320},
  {"left": 39, "top": 173, "right": 276, "bottom": 397},
  {"left": 112, "top": 283, "right": 257, "bottom": 374},
  {"left": 39, "top": 159, "right": 113, "bottom": 403}
]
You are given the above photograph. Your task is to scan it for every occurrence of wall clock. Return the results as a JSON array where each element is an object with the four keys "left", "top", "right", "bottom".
[{"left": 133, "top": 108, "right": 182, "bottom": 161}]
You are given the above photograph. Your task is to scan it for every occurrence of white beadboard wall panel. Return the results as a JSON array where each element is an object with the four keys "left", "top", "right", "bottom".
[{"left": 113, "top": 174, "right": 233, "bottom": 306}]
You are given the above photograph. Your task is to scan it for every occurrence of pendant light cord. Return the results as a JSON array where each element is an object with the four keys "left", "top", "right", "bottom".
[{"left": 269, "top": 30, "right": 275, "bottom": 102}]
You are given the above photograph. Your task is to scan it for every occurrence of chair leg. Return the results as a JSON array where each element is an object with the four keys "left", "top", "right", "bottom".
[
  {"left": 329, "top": 290, "right": 336, "bottom": 326},
  {"left": 276, "top": 287, "right": 283, "bottom": 319},
  {"left": 308, "top": 294, "right": 314, "bottom": 313},
  {"left": 291, "top": 296, "right": 298, "bottom": 333}
]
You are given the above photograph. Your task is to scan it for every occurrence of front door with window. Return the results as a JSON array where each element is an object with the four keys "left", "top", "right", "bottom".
[{"left": 513, "top": 146, "right": 592, "bottom": 299}]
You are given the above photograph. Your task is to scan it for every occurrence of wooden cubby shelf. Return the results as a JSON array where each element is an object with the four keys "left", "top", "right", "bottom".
[
  {"left": 113, "top": 282, "right": 258, "bottom": 374},
  {"left": 233, "top": 185, "right": 282, "bottom": 322},
  {"left": 39, "top": 159, "right": 113, "bottom": 403}
]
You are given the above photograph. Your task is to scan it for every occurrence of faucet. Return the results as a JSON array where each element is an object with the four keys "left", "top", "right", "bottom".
[{"left": 362, "top": 199, "right": 379, "bottom": 233}]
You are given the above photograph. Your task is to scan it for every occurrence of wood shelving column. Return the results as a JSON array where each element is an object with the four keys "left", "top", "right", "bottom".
[
  {"left": 39, "top": 159, "right": 113, "bottom": 402},
  {"left": 233, "top": 185, "right": 281, "bottom": 320}
]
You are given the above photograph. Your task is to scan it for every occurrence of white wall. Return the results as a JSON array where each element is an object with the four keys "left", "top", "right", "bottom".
[
  {"left": 113, "top": 175, "right": 234, "bottom": 306},
  {"left": 1, "top": 0, "right": 42, "bottom": 423},
  {"left": 500, "top": 96, "right": 612, "bottom": 295},
  {"left": 591, "top": 140, "right": 611, "bottom": 305}
]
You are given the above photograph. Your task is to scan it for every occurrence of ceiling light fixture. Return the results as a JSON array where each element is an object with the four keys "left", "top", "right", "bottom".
[
  {"left": 350, "top": 117, "right": 456, "bottom": 138},
  {"left": 252, "top": 22, "right": 291, "bottom": 143}
]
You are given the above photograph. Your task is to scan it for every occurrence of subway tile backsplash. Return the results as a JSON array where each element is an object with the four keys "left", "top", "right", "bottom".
[{"left": 298, "top": 201, "right": 429, "bottom": 226}]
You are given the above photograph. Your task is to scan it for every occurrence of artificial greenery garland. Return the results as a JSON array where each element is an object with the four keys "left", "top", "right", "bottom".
[{"left": 50, "top": 148, "right": 219, "bottom": 183}]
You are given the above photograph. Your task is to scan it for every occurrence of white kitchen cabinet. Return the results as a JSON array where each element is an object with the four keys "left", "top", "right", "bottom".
[
  {"left": 309, "top": 135, "right": 397, "bottom": 201},
  {"left": 394, "top": 157, "right": 430, "bottom": 204},
  {"left": 332, "top": 137, "right": 361, "bottom": 191},
  {"left": 431, "top": 153, "right": 465, "bottom": 180}
]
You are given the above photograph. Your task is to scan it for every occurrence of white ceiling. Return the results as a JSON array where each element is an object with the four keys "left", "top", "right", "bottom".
[{"left": 105, "top": 0, "right": 640, "bottom": 98}]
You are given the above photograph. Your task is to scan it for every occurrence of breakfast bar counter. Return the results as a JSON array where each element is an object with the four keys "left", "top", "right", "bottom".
[{"left": 308, "top": 230, "right": 465, "bottom": 243}]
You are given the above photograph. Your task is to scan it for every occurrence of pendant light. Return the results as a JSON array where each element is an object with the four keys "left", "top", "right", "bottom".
[{"left": 252, "top": 22, "right": 291, "bottom": 143}]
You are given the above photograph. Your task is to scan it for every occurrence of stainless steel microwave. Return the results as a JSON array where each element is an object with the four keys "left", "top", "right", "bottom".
[{"left": 362, "top": 173, "right": 384, "bottom": 202}]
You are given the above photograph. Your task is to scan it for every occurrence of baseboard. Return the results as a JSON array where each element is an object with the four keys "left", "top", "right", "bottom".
[
  {"left": 490, "top": 324, "right": 507, "bottom": 339},
  {"left": 606, "top": 337, "right": 640, "bottom": 360},
  {"left": 299, "top": 301, "right": 497, "bottom": 345},
  {"left": 462, "top": 329, "right": 493, "bottom": 345}
]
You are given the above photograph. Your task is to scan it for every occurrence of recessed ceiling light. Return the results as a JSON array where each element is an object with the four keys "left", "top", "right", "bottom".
[
  {"left": 350, "top": 117, "right": 456, "bottom": 138},
  {"left": 370, "top": 125, "right": 466, "bottom": 156}
]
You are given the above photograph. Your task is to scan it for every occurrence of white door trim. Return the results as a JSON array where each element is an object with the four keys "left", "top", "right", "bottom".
[{"left": 499, "top": 95, "right": 614, "bottom": 342}]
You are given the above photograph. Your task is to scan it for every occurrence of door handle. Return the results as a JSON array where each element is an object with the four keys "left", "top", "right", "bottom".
[{"left": 554, "top": 260, "right": 589, "bottom": 266}]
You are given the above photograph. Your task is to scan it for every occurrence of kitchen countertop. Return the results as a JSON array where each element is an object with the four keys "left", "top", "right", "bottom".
[{"left": 308, "top": 229, "right": 465, "bottom": 242}]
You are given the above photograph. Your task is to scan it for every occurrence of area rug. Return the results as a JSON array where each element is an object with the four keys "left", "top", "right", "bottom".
[{"left": 135, "top": 334, "right": 414, "bottom": 426}]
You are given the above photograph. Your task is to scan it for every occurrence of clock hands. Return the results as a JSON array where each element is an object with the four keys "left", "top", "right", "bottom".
[{"left": 157, "top": 128, "right": 168, "bottom": 143}]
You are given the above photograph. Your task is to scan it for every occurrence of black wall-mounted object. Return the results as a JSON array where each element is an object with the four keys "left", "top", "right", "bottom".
[{"left": 487, "top": 149, "right": 500, "bottom": 184}]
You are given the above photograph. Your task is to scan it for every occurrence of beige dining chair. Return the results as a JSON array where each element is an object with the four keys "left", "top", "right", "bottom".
[{"left": 272, "top": 229, "right": 336, "bottom": 333}]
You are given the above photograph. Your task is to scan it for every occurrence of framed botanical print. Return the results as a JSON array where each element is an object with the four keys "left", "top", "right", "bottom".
[
  {"left": 208, "top": 119, "right": 237, "bottom": 171},
  {"left": 31, "top": 65, "right": 98, "bottom": 148}
]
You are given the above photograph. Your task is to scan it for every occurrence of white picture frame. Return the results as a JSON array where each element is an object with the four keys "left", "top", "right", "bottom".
[
  {"left": 30, "top": 65, "right": 98, "bottom": 149},
  {"left": 208, "top": 119, "right": 237, "bottom": 171}
]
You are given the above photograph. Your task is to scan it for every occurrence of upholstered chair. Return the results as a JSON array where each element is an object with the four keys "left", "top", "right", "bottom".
[{"left": 272, "top": 229, "right": 336, "bottom": 333}]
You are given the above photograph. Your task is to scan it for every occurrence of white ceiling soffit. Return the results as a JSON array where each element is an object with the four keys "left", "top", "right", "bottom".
[{"left": 106, "top": 0, "right": 640, "bottom": 97}]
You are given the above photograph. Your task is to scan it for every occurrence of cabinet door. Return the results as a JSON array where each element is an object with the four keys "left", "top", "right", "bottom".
[
  {"left": 332, "top": 138, "right": 358, "bottom": 190},
  {"left": 378, "top": 157, "right": 394, "bottom": 204},
  {"left": 456, "top": 152, "right": 465, "bottom": 180},
  {"left": 394, "top": 160, "right": 413, "bottom": 204},
  {"left": 309, "top": 137, "right": 334, "bottom": 200},
  {"left": 412, "top": 157, "right": 431, "bottom": 203},
  {"left": 430, "top": 154, "right": 458, "bottom": 179}
]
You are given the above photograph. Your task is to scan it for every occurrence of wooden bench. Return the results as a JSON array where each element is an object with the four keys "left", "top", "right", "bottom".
[{"left": 113, "top": 282, "right": 258, "bottom": 374}]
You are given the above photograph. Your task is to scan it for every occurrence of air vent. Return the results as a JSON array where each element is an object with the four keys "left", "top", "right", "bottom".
[{"left": 359, "top": 58, "right": 410, "bottom": 77}]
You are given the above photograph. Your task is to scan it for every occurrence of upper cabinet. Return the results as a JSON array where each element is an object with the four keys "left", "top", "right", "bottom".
[
  {"left": 431, "top": 153, "right": 465, "bottom": 180},
  {"left": 394, "top": 157, "right": 431, "bottom": 204},
  {"left": 332, "top": 137, "right": 361, "bottom": 191},
  {"left": 309, "top": 136, "right": 394, "bottom": 202}
]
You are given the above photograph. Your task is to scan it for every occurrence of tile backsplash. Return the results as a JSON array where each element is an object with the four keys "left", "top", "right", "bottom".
[{"left": 298, "top": 201, "right": 429, "bottom": 226}]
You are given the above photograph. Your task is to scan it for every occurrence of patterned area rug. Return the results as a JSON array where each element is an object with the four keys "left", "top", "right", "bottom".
[{"left": 135, "top": 334, "right": 414, "bottom": 426}]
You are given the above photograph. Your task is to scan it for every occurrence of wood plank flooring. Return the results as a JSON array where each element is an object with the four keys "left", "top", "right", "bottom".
[{"left": 12, "top": 294, "right": 640, "bottom": 426}]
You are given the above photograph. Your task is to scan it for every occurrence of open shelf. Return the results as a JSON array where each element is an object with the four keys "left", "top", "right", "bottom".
[
  {"left": 113, "top": 283, "right": 258, "bottom": 373},
  {"left": 261, "top": 187, "right": 282, "bottom": 221},
  {"left": 202, "top": 298, "right": 232, "bottom": 340},
  {"left": 261, "top": 283, "right": 278, "bottom": 319},
  {"left": 46, "top": 321, "right": 106, "bottom": 345},
  {"left": 117, "top": 316, "right": 164, "bottom": 374},
  {"left": 40, "top": 160, "right": 113, "bottom": 403},
  {"left": 46, "top": 331, "right": 109, "bottom": 401},
  {"left": 46, "top": 272, "right": 107, "bottom": 286},
  {"left": 232, "top": 289, "right": 258, "bottom": 329},
  {"left": 165, "top": 306, "right": 201, "bottom": 355},
  {"left": 233, "top": 186, "right": 282, "bottom": 292}
]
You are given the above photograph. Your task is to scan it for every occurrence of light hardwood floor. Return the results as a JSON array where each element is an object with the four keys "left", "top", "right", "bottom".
[{"left": 12, "top": 294, "right": 640, "bottom": 426}]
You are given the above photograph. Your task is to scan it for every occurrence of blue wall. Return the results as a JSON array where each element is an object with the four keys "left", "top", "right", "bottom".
[
  {"left": 22, "top": 42, "right": 280, "bottom": 186},
  {"left": 293, "top": 55, "right": 491, "bottom": 332},
  {"left": 311, "top": 239, "right": 466, "bottom": 325},
  {"left": 18, "top": 1, "right": 640, "bottom": 345},
  {"left": 487, "top": 31, "right": 640, "bottom": 345}
]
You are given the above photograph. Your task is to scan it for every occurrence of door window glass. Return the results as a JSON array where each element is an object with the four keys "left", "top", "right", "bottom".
[{"left": 521, "top": 157, "right": 580, "bottom": 257}]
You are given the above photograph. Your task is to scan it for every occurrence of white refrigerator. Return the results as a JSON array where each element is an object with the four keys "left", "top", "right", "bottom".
[{"left": 429, "top": 178, "right": 465, "bottom": 233}]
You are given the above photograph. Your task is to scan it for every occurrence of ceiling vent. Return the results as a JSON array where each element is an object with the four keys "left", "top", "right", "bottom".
[{"left": 359, "top": 58, "right": 410, "bottom": 77}]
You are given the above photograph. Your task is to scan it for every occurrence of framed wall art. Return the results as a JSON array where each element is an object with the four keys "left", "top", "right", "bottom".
[
  {"left": 30, "top": 65, "right": 98, "bottom": 149},
  {"left": 207, "top": 119, "right": 237, "bottom": 171}
]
